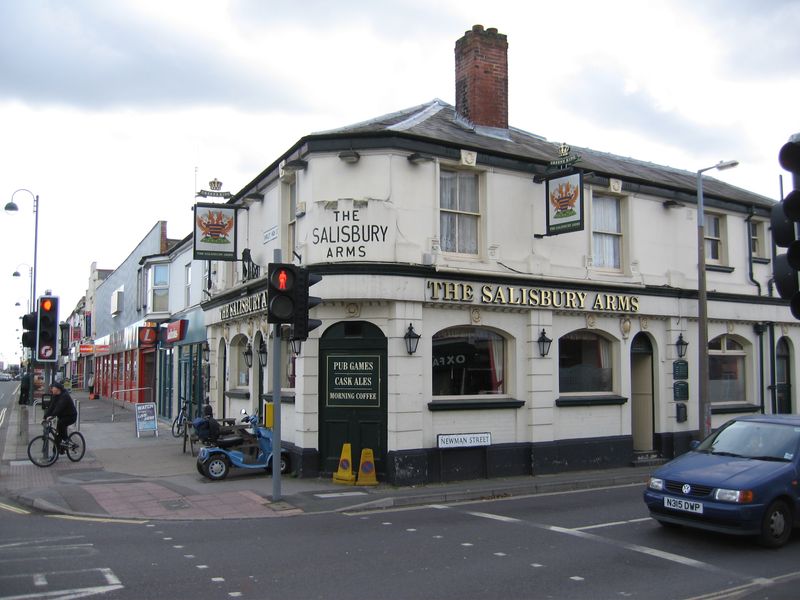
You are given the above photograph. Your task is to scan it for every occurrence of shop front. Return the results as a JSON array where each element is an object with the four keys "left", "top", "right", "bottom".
[
  {"left": 158, "top": 311, "right": 209, "bottom": 421},
  {"left": 94, "top": 321, "right": 160, "bottom": 405}
]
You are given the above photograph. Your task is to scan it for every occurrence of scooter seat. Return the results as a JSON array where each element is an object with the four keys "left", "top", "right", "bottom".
[{"left": 215, "top": 435, "right": 244, "bottom": 449}]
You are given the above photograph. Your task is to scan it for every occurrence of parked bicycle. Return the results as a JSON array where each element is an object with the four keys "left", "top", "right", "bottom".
[
  {"left": 27, "top": 419, "right": 86, "bottom": 467},
  {"left": 171, "top": 401, "right": 189, "bottom": 438}
]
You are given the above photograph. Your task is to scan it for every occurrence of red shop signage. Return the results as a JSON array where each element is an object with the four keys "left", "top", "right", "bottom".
[{"left": 166, "top": 320, "right": 188, "bottom": 343}]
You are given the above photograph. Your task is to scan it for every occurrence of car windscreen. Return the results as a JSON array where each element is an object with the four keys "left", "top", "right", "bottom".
[{"left": 698, "top": 420, "right": 800, "bottom": 461}]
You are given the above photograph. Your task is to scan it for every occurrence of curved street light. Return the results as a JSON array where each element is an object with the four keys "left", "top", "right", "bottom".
[
  {"left": 696, "top": 160, "right": 738, "bottom": 439},
  {"left": 5, "top": 188, "right": 40, "bottom": 404}
]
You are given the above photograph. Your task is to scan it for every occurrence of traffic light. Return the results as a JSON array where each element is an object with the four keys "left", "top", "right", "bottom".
[
  {"left": 292, "top": 268, "right": 322, "bottom": 341},
  {"left": 21, "top": 311, "right": 37, "bottom": 349},
  {"left": 772, "top": 134, "right": 800, "bottom": 318},
  {"left": 267, "top": 263, "right": 297, "bottom": 323},
  {"left": 36, "top": 295, "right": 59, "bottom": 362}
]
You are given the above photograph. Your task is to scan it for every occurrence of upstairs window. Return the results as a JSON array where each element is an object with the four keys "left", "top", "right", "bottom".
[
  {"left": 184, "top": 263, "right": 191, "bottom": 307},
  {"left": 749, "top": 220, "right": 767, "bottom": 259},
  {"left": 149, "top": 264, "right": 169, "bottom": 313},
  {"left": 440, "top": 170, "right": 479, "bottom": 255},
  {"left": 287, "top": 179, "right": 297, "bottom": 258},
  {"left": 592, "top": 194, "right": 622, "bottom": 270},
  {"left": 704, "top": 213, "right": 726, "bottom": 264}
]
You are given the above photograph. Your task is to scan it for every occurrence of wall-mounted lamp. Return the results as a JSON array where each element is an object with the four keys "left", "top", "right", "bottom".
[
  {"left": 662, "top": 199, "right": 682, "bottom": 209},
  {"left": 407, "top": 152, "right": 434, "bottom": 165},
  {"left": 258, "top": 338, "right": 268, "bottom": 368},
  {"left": 675, "top": 333, "right": 689, "bottom": 358},
  {"left": 283, "top": 159, "right": 308, "bottom": 172},
  {"left": 243, "top": 343, "right": 253, "bottom": 369},
  {"left": 290, "top": 338, "right": 302, "bottom": 356},
  {"left": 338, "top": 150, "right": 360, "bottom": 164},
  {"left": 202, "top": 341, "right": 210, "bottom": 363},
  {"left": 537, "top": 329, "right": 553, "bottom": 357},
  {"left": 404, "top": 323, "right": 421, "bottom": 355}
]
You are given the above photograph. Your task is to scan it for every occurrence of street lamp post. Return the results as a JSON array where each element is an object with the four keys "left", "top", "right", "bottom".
[
  {"left": 697, "top": 160, "right": 738, "bottom": 439},
  {"left": 5, "top": 189, "right": 40, "bottom": 405}
]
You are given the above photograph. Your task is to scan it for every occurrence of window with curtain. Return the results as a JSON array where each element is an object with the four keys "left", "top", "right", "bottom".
[
  {"left": 708, "top": 335, "right": 746, "bottom": 403},
  {"left": 558, "top": 331, "right": 613, "bottom": 393},
  {"left": 440, "top": 170, "right": 479, "bottom": 255},
  {"left": 592, "top": 194, "right": 621, "bottom": 269},
  {"left": 432, "top": 326, "right": 504, "bottom": 396}
]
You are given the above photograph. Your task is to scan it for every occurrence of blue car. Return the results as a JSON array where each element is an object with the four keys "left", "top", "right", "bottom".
[{"left": 644, "top": 415, "right": 800, "bottom": 548}]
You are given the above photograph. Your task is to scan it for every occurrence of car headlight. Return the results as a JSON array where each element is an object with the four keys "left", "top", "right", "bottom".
[
  {"left": 713, "top": 488, "right": 754, "bottom": 503},
  {"left": 648, "top": 477, "right": 664, "bottom": 491}
]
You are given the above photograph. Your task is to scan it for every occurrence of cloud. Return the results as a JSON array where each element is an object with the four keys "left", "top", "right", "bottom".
[
  {"left": 558, "top": 65, "right": 746, "bottom": 158},
  {"left": 679, "top": 0, "right": 800, "bottom": 79},
  {"left": 0, "top": 1, "right": 303, "bottom": 111}
]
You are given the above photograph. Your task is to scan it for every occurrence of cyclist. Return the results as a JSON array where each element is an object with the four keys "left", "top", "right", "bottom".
[{"left": 43, "top": 381, "right": 77, "bottom": 453}]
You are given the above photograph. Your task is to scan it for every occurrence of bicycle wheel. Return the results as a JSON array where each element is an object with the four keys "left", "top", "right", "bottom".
[
  {"left": 28, "top": 433, "right": 58, "bottom": 467},
  {"left": 66, "top": 431, "right": 86, "bottom": 462},
  {"left": 171, "top": 414, "right": 185, "bottom": 438}
]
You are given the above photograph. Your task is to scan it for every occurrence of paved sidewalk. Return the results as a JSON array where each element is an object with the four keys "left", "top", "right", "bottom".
[{"left": 0, "top": 390, "right": 652, "bottom": 520}]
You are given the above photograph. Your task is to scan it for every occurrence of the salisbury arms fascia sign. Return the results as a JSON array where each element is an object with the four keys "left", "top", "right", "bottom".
[
  {"left": 220, "top": 290, "right": 268, "bottom": 321},
  {"left": 426, "top": 280, "right": 640, "bottom": 312}
]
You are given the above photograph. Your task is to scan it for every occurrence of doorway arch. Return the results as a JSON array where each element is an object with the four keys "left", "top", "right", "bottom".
[
  {"left": 630, "top": 332, "right": 655, "bottom": 453},
  {"left": 318, "top": 321, "right": 388, "bottom": 475}
]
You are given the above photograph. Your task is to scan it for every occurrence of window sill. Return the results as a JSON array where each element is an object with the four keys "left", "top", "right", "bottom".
[
  {"left": 711, "top": 403, "right": 761, "bottom": 415},
  {"left": 705, "top": 264, "right": 734, "bottom": 273},
  {"left": 428, "top": 398, "right": 525, "bottom": 411},
  {"left": 752, "top": 257, "right": 770, "bottom": 265},
  {"left": 224, "top": 389, "right": 250, "bottom": 400},
  {"left": 556, "top": 395, "right": 628, "bottom": 407}
]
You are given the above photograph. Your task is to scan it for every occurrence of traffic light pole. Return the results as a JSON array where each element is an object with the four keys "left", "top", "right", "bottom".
[{"left": 271, "top": 249, "right": 283, "bottom": 502}]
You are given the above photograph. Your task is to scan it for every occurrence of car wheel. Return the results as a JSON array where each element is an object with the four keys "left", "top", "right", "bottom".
[{"left": 757, "top": 500, "right": 792, "bottom": 548}]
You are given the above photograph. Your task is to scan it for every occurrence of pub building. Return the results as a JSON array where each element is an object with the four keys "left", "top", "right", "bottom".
[{"left": 201, "top": 25, "right": 793, "bottom": 485}]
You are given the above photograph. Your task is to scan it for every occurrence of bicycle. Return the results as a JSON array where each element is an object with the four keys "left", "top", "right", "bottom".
[
  {"left": 27, "top": 419, "right": 86, "bottom": 467},
  {"left": 171, "top": 401, "right": 188, "bottom": 438}
]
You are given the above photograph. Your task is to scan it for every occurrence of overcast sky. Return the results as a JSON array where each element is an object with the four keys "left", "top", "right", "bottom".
[{"left": 1, "top": 0, "right": 798, "bottom": 367}]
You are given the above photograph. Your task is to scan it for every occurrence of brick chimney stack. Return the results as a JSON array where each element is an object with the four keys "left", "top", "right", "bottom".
[{"left": 455, "top": 25, "right": 508, "bottom": 129}]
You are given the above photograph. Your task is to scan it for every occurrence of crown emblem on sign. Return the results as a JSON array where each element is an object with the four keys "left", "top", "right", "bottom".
[
  {"left": 209, "top": 178, "right": 223, "bottom": 191},
  {"left": 558, "top": 143, "right": 571, "bottom": 158}
]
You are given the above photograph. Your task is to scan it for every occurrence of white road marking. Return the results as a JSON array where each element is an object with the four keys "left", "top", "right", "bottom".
[
  {"left": 47, "top": 515, "right": 147, "bottom": 525},
  {"left": 0, "top": 502, "right": 30, "bottom": 515},
  {"left": 460, "top": 508, "right": 725, "bottom": 574},
  {"left": 573, "top": 517, "right": 651, "bottom": 531},
  {"left": 466, "top": 511, "right": 520, "bottom": 523},
  {"left": 212, "top": 577, "right": 225, "bottom": 582},
  {"left": 0, "top": 407, "right": 6, "bottom": 427},
  {"left": 33, "top": 573, "right": 47, "bottom": 586},
  {"left": 314, "top": 491, "right": 368, "bottom": 498}
]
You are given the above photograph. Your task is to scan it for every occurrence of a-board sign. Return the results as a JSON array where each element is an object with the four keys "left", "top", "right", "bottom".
[{"left": 135, "top": 402, "right": 158, "bottom": 438}]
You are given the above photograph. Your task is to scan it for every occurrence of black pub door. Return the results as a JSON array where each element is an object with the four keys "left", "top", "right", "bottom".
[{"left": 319, "top": 321, "right": 387, "bottom": 476}]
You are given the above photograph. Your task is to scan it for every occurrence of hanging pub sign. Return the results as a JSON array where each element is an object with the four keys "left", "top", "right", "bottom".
[
  {"left": 193, "top": 202, "right": 238, "bottom": 261},
  {"left": 545, "top": 168, "right": 584, "bottom": 236}
]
